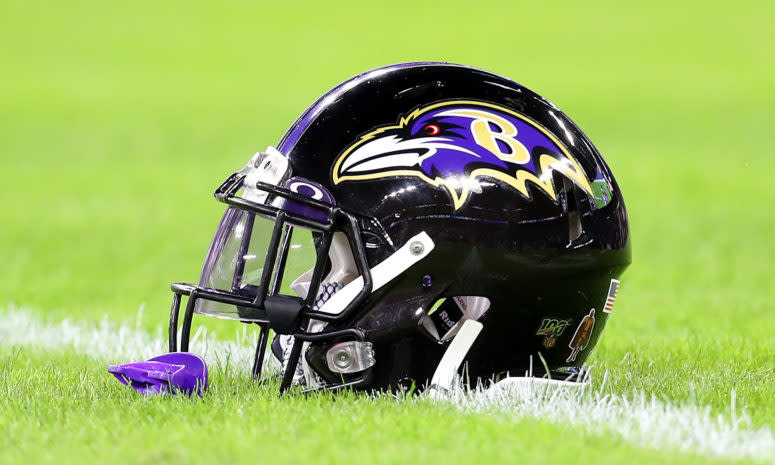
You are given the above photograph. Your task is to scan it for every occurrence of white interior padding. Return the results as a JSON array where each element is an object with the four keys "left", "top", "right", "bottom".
[{"left": 290, "top": 232, "right": 357, "bottom": 300}]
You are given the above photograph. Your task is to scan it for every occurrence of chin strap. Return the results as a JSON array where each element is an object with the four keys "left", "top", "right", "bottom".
[{"left": 427, "top": 319, "right": 483, "bottom": 399}]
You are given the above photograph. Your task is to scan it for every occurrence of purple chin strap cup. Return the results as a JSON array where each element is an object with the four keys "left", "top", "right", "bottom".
[{"left": 108, "top": 352, "right": 208, "bottom": 397}]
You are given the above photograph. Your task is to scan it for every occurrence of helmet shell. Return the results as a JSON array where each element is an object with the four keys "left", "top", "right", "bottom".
[{"left": 279, "top": 63, "right": 630, "bottom": 388}]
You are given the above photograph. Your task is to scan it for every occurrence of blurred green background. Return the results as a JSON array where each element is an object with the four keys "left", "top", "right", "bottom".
[
  {"left": 2, "top": 1, "right": 775, "bottom": 464},
  {"left": 1, "top": 0, "right": 774, "bottom": 413}
]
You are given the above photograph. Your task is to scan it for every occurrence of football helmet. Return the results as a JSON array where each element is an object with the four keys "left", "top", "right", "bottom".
[{"left": 166, "top": 62, "right": 631, "bottom": 394}]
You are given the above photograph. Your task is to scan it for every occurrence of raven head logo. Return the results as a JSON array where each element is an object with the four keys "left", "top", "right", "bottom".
[{"left": 332, "top": 100, "right": 593, "bottom": 210}]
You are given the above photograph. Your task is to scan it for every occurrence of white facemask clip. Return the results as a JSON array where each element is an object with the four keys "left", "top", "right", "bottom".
[{"left": 239, "top": 146, "right": 290, "bottom": 204}]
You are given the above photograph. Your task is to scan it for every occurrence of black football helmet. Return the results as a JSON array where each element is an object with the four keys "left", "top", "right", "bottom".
[{"left": 166, "top": 62, "right": 631, "bottom": 394}]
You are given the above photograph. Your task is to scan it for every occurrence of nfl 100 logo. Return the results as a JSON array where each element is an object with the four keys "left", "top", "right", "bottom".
[{"left": 535, "top": 318, "right": 572, "bottom": 348}]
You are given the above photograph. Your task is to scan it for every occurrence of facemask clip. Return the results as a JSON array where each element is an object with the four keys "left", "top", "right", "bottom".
[{"left": 265, "top": 295, "right": 305, "bottom": 334}]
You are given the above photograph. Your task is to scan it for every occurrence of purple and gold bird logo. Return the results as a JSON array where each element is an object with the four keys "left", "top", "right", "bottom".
[{"left": 332, "top": 100, "right": 593, "bottom": 210}]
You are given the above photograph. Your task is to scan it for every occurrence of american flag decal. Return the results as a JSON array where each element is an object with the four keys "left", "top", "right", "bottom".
[{"left": 603, "top": 279, "right": 620, "bottom": 314}]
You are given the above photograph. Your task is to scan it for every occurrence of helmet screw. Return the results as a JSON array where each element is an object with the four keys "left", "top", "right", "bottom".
[
  {"left": 410, "top": 241, "right": 424, "bottom": 255},
  {"left": 333, "top": 350, "right": 353, "bottom": 370},
  {"left": 422, "top": 275, "right": 432, "bottom": 287}
]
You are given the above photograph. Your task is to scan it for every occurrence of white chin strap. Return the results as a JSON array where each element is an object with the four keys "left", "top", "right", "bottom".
[{"left": 427, "top": 319, "right": 483, "bottom": 399}]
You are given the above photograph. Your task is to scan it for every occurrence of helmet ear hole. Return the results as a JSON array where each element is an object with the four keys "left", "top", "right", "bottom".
[
  {"left": 361, "top": 230, "right": 386, "bottom": 249},
  {"left": 421, "top": 296, "right": 491, "bottom": 342}
]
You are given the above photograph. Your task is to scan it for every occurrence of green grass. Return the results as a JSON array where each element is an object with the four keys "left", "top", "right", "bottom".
[
  {"left": 0, "top": 348, "right": 741, "bottom": 465},
  {"left": 1, "top": 0, "right": 774, "bottom": 463}
]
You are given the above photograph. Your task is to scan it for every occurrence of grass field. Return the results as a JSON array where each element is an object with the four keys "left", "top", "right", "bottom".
[{"left": 1, "top": 0, "right": 774, "bottom": 463}]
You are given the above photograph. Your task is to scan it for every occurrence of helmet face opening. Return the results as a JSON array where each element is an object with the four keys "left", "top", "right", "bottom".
[{"left": 164, "top": 62, "right": 631, "bottom": 395}]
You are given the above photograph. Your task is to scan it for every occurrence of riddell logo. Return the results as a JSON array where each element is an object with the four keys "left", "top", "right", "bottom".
[{"left": 437, "top": 311, "right": 455, "bottom": 330}]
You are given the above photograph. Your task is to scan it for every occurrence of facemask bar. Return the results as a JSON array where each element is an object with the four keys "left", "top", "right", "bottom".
[{"left": 167, "top": 171, "right": 376, "bottom": 394}]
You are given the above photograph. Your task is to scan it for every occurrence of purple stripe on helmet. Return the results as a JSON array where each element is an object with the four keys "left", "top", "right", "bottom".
[{"left": 276, "top": 62, "right": 446, "bottom": 154}]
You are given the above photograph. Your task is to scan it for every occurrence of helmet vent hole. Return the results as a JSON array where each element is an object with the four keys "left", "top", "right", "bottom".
[
  {"left": 561, "top": 176, "right": 583, "bottom": 242},
  {"left": 568, "top": 210, "right": 582, "bottom": 242}
]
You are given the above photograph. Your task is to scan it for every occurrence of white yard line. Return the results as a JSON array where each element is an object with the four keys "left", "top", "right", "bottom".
[
  {"left": 443, "top": 379, "right": 775, "bottom": 463},
  {"left": 1, "top": 306, "right": 774, "bottom": 463}
]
